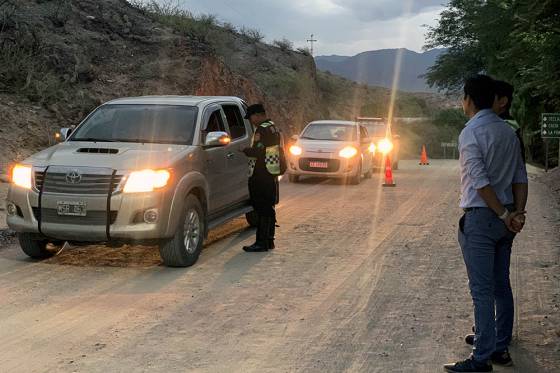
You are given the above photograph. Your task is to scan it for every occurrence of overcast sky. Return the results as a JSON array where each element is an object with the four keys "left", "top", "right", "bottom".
[{"left": 152, "top": 0, "right": 447, "bottom": 56}]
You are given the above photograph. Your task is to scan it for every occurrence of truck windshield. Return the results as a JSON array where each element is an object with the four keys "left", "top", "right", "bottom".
[
  {"left": 301, "top": 123, "right": 356, "bottom": 141},
  {"left": 70, "top": 104, "right": 199, "bottom": 145}
]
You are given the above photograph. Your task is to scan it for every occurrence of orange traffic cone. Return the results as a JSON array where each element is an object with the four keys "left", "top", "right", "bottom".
[
  {"left": 420, "top": 145, "right": 430, "bottom": 165},
  {"left": 383, "top": 156, "right": 396, "bottom": 187}
]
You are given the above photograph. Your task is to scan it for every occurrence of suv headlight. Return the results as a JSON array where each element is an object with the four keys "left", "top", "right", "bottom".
[
  {"left": 12, "top": 164, "right": 32, "bottom": 190},
  {"left": 339, "top": 146, "right": 358, "bottom": 159},
  {"left": 123, "top": 169, "right": 171, "bottom": 193},
  {"left": 378, "top": 139, "right": 394, "bottom": 154}
]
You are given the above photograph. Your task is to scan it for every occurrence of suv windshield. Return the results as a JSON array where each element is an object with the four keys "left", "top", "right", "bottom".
[
  {"left": 70, "top": 104, "right": 199, "bottom": 145},
  {"left": 301, "top": 123, "right": 356, "bottom": 141}
]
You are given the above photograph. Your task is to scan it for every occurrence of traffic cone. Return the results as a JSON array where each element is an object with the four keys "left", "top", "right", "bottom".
[
  {"left": 419, "top": 145, "right": 430, "bottom": 165},
  {"left": 383, "top": 156, "right": 396, "bottom": 187}
]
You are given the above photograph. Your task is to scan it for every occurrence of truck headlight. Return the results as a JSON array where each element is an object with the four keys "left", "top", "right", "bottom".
[
  {"left": 378, "top": 139, "right": 394, "bottom": 154},
  {"left": 339, "top": 146, "right": 358, "bottom": 159},
  {"left": 368, "top": 143, "right": 377, "bottom": 153},
  {"left": 12, "top": 165, "right": 32, "bottom": 190},
  {"left": 123, "top": 169, "right": 171, "bottom": 193}
]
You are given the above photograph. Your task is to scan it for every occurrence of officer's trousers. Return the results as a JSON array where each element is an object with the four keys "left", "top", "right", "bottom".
[{"left": 249, "top": 174, "right": 278, "bottom": 218}]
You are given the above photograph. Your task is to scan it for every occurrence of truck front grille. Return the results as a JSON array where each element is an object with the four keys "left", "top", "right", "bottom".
[
  {"left": 41, "top": 173, "right": 123, "bottom": 195},
  {"left": 34, "top": 171, "right": 45, "bottom": 190},
  {"left": 33, "top": 208, "right": 118, "bottom": 226}
]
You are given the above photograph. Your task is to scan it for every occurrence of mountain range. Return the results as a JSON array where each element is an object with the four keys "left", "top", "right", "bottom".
[{"left": 315, "top": 48, "right": 445, "bottom": 92}]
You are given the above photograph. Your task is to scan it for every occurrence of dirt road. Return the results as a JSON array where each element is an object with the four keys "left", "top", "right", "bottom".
[{"left": 1, "top": 160, "right": 558, "bottom": 373}]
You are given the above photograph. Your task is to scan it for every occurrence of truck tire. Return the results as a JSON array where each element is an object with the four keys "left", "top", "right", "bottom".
[
  {"left": 245, "top": 210, "right": 259, "bottom": 228},
  {"left": 18, "top": 233, "right": 55, "bottom": 259},
  {"left": 288, "top": 174, "right": 299, "bottom": 183},
  {"left": 159, "top": 195, "right": 205, "bottom": 267}
]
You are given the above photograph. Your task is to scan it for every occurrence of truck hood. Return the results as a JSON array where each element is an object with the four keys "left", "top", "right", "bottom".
[{"left": 24, "top": 141, "right": 195, "bottom": 170}]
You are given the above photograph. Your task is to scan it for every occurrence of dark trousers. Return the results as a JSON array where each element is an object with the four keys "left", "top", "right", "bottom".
[
  {"left": 458, "top": 207, "right": 516, "bottom": 362},
  {"left": 249, "top": 174, "right": 278, "bottom": 218}
]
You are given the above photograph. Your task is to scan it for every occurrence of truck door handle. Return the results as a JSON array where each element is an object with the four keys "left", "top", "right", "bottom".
[{"left": 226, "top": 152, "right": 235, "bottom": 159}]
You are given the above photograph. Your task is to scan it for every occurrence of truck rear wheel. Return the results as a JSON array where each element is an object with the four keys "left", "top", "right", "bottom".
[
  {"left": 159, "top": 195, "right": 205, "bottom": 267},
  {"left": 18, "top": 233, "right": 56, "bottom": 259}
]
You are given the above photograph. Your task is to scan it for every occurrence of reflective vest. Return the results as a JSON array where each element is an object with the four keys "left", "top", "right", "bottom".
[{"left": 248, "top": 121, "right": 281, "bottom": 177}]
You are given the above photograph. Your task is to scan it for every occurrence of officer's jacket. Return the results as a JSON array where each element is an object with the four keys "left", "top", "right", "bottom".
[{"left": 243, "top": 120, "right": 281, "bottom": 177}]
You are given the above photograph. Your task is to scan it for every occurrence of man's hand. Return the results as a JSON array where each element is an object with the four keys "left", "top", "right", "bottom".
[{"left": 505, "top": 210, "right": 526, "bottom": 233}]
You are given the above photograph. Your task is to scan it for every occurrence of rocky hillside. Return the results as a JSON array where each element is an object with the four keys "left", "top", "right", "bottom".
[{"left": 0, "top": 0, "right": 434, "bottom": 171}]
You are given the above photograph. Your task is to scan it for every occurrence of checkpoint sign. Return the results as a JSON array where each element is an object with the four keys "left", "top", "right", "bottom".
[{"left": 541, "top": 113, "right": 560, "bottom": 138}]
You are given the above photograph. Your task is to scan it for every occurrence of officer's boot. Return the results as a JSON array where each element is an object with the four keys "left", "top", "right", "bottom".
[
  {"left": 268, "top": 216, "right": 276, "bottom": 250},
  {"left": 243, "top": 216, "right": 269, "bottom": 252}
]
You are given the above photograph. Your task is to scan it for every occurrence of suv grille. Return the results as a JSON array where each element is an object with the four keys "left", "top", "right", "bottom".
[
  {"left": 299, "top": 158, "right": 340, "bottom": 172},
  {"left": 41, "top": 173, "right": 123, "bottom": 195}
]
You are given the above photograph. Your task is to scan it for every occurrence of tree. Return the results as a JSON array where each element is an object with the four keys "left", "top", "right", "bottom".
[{"left": 425, "top": 0, "right": 560, "bottom": 142}]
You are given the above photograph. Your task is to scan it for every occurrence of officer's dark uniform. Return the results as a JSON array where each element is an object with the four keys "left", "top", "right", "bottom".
[{"left": 242, "top": 105, "right": 281, "bottom": 252}]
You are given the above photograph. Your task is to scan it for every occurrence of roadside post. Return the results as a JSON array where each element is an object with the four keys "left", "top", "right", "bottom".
[{"left": 541, "top": 113, "right": 560, "bottom": 172}]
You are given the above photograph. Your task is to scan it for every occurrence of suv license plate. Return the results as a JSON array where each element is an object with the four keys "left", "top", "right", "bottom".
[
  {"left": 57, "top": 201, "right": 87, "bottom": 217},
  {"left": 309, "top": 161, "right": 328, "bottom": 169}
]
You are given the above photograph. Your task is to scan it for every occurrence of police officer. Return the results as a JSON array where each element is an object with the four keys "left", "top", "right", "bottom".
[{"left": 241, "top": 104, "right": 282, "bottom": 252}]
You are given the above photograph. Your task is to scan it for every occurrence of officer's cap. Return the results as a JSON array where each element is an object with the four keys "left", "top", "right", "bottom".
[{"left": 244, "top": 104, "right": 266, "bottom": 119}]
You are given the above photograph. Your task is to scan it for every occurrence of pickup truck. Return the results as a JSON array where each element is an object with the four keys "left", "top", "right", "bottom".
[{"left": 6, "top": 96, "right": 256, "bottom": 267}]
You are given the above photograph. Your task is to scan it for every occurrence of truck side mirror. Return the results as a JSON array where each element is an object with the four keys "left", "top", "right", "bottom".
[
  {"left": 204, "top": 131, "right": 231, "bottom": 147},
  {"left": 56, "top": 128, "right": 73, "bottom": 142}
]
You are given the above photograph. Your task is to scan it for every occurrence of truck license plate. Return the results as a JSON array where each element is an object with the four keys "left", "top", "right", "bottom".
[
  {"left": 57, "top": 201, "right": 87, "bottom": 217},
  {"left": 309, "top": 161, "right": 328, "bottom": 169}
]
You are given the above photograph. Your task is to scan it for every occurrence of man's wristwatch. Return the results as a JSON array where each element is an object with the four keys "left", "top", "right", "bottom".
[{"left": 498, "top": 209, "right": 510, "bottom": 221}]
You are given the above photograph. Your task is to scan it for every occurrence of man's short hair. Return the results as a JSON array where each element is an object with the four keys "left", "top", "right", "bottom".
[
  {"left": 463, "top": 74, "right": 496, "bottom": 110},
  {"left": 494, "top": 80, "right": 514, "bottom": 119}
]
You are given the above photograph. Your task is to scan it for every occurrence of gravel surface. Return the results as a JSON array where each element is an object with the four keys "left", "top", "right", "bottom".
[{"left": 0, "top": 160, "right": 558, "bottom": 372}]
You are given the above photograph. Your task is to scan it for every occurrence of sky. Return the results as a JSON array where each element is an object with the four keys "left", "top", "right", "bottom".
[{"left": 148, "top": 0, "right": 447, "bottom": 56}]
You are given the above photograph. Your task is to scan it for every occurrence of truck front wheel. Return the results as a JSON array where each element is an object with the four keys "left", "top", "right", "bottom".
[
  {"left": 159, "top": 195, "right": 205, "bottom": 267},
  {"left": 18, "top": 233, "right": 57, "bottom": 259}
]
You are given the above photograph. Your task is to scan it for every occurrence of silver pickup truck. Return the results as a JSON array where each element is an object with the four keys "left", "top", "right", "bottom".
[{"left": 6, "top": 96, "right": 257, "bottom": 267}]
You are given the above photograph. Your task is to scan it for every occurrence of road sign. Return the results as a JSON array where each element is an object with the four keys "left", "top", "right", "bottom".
[
  {"left": 440, "top": 142, "right": 457, "bottom": 148},
  {"left": 541, "top": 113, "right": 560, "bottom": 138}
]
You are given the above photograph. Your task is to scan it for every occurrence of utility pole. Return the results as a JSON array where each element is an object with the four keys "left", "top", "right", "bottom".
[{"left": 307, "top": 34, "right": 317, "bottom": 56}]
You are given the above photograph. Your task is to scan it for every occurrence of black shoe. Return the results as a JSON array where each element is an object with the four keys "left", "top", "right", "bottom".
[
  {"left": 490, "top": 350, "right": 513, "bottom": 367},
  {"left": 268, "top": 240, "right": 275, "bottom": 250},
  {"left": 465, "top": 334, "right": 474, "bottom": 346},
  {"left": 444, "top": 357, "right": 492, "bottom": 372},
  {"left": 243, "top": 242, "right": 268, "bottom": 252}
]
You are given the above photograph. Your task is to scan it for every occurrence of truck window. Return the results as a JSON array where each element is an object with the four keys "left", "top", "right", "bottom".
[{"left": 222, "top": 104, "right": 247, "bottom": 140}]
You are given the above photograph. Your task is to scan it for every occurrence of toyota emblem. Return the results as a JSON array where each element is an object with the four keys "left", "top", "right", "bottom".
[{"left": 65, "top": 170, "right": 82, "bottom": 184}]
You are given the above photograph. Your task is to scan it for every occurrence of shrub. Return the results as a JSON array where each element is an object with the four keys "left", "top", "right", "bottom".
[
  {"left": 273, "top": 38, "right": 293, "bottom": 52},
  {"left": 129, "top": 1, "right": 217, "bottom": 42},
  {"left": 296, "top": 47, "right": 311, "bottom": 56},
  {"left": 240, "top": 26, "right": 264, "bottom": 43}
]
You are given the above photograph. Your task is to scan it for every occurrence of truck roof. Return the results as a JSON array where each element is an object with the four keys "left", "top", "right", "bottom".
[{"left": 104, "top": 96, "right": 245, "bottom": 106}]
